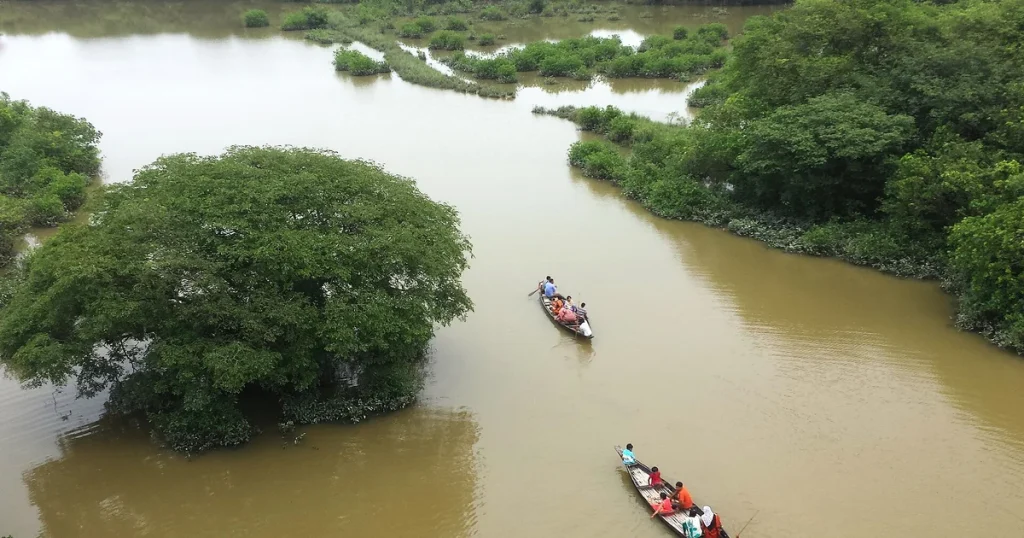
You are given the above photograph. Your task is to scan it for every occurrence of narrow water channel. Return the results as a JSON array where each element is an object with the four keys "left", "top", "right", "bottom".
[{"left": 1, "top": 3, "right": 1023, "bottom": 538}]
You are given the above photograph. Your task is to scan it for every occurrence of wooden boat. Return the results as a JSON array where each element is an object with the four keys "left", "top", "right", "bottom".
[
  {"left": 614, "top": 446, "right": 712, "bottom": 537},
  {"left": 539, "top": 292, "right": 593, "bottom": 339}
]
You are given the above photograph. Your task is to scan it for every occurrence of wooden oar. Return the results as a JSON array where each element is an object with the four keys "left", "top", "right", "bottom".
[
  {"left": 527, "top": 281, "right": 542, "bottom": 297},
  {"left": 735, "top": 509, "right": 759, "bottom": 538}
]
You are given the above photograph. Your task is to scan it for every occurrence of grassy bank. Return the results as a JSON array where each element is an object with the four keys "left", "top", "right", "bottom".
[{"left": 534, "top": 105, "right": 944, "bottom": 280}]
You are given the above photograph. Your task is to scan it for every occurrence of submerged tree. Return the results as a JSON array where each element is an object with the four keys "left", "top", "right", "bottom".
[{"left": 0, "top": 147, "right": 473, "bottom": 452}]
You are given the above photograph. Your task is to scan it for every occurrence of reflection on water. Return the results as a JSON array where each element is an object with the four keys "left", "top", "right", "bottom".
[{"left": 23, "top": 408, "right": 480, "bottom": 538}]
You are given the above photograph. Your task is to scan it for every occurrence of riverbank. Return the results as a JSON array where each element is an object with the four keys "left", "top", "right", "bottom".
[{"left": 533, "top": 0, "right": 1024, "bottom": 357}]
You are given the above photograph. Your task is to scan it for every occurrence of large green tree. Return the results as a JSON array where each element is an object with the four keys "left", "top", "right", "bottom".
[{"left": 0, "top": 146, "right": 472, "bottom": 452}]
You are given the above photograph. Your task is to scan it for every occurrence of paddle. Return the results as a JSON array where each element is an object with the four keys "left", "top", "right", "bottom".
[
  {"left": 734, "top": 509, "right": 759, "bottom": 538},
  {"left": 527, "top": 281, "right": 542, "bottom": 297}
]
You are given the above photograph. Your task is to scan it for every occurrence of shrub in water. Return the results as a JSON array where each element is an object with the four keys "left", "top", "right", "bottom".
[
  {"left": 672, "top": 26, "right": 688, "bottom": 40},
  {"left": 414, "top": 16, "right": 437, "bottom": 33},
  {"left": 334, "top": 48, "right": 390, "bottom": 75},
  {"left": 478, "top": 33, "right": 496, "bottom": 46},
  {"left": 242, "top": 9, "right": 270, "bottom": 28},
  {"left": 398, "top": 23, "right": 424, "bottom": 38},
  {"left": 696, "top": 23, "right": 728, "bottom": 42},
  {"left": 445, "top": 16, "right": 469, "bottom": 31},
  {"left": 429, "top": 30, "right": 466, "bottom": 51}
]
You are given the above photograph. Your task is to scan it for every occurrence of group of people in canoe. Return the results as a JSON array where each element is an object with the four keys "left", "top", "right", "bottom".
[
  {"left": 539, "top": 276, "right": 588, "bottom": 326},
  {"left": 622, "top": 444, "right": 729, "bottom": 538}
]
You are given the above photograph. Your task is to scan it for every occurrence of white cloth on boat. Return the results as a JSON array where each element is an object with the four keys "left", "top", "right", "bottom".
[
  {"left": 681, "top": 515, "right": 703, "bottom": 537},
  {"left": 701, "top": 506, "right": 715, "bottom": 528}
]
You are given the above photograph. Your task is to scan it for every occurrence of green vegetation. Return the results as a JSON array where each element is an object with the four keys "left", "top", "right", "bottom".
[
  {"left": 477, "top": 33, "right": 496, "bottom": 46},
  {"left": 444, "top": 16, "right": 469, "bottom": 31},
  {"left": 309, "top": 11, "right": 515, "bottom": 99},
  {"left": 0, "top": 93, "right": 100, "bottom": 267},
  {"left": 443, "top": 25, "right": 728, "bottom": 83},
  {"left": 672, "top": 25, "right": 687, "bottom": 40},
  {"left": 541, "top": 0, "right": 1024, "bottom": 353},
  {"left": 428, "top": 30, "right": 466, "bottom": 50},
  {"left": 479, "top": 5, "right": 506, "bottom": 20},
  {"left": 282, "top": 6, "right": 330, "bottom": 31},
  {"left": 241, "top": 9, "right": 269, "bottom": 28},
  {"left": 0, "top": 147, "right": 473, "bottom": 452},
  {"left": 334, "top": 48, "right": 390, "bottom": 75}
]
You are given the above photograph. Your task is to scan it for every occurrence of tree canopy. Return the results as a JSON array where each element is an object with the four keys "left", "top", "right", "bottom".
[
  {"left": 0, "top": 93, "right": 101, "bottom": 265},
  {"left": 551, "top": 0, "right": 1024, "bottom": 354},
  {"left": 0, "top": 147, "right": 473, "bottom": 451}
]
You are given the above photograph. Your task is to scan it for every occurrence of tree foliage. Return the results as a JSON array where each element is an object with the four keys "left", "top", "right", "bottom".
[
  {"left": 0, "top": 93, "right": 101, "bottom": 266},
  {"left": 552, "top": 0, "right": 1024, "bottom": 352},
  {"left": 0, "top": 147, "right": 472, "bottom": 452}
]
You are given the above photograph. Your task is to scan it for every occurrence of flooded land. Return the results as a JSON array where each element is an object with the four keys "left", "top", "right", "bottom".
[{"left": 1, "top": 1, "right": 1023, "bottom": 537}]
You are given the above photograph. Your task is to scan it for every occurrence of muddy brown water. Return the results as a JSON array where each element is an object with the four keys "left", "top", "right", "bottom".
[{"left": 1, "top": 2, "right": 1023, "bottom": 537}]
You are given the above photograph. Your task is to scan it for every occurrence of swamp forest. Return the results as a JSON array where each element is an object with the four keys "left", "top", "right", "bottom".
[{"left": 0, "top": 0, "right": 1023, "bottom": 537}]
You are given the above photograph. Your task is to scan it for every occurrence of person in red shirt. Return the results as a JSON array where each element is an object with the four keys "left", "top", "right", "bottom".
[
  {"left": 650, "top": 492, "right": 675, "bottom": 518},
  {"left": 670, "top": 481, "right": 694, "bottom": 511},
  {"left": 648, "top": 466, "right": 662, "bottom": 487}
]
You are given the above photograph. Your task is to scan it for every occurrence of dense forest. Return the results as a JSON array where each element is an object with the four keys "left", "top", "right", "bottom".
[{"left": 552, "top": 0, "right": 1024, "bottom": 353}]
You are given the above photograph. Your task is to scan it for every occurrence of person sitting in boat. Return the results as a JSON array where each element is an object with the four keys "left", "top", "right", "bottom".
[
  {"left": 557, "top": 306, "right": 577, "bottom": 324},
  {"left": 621, "top": 443, "right": 636, "bottom": 464},
  {"left": 651, "top": 492, "right": 676, "bottom": 518},
  {"left": 700, "top": 506, "right": 727, "bottom": 538},
  {"left": 575, "top": 302, "right": 588, "bottom": 321},
  {"left": 648, "top": 466, "right": 663, "bottom": 487},
  {"left": 671, "top": 481, "right": 694, "bottom": 511},
  {"left": 681, "top": 511, "right": 704, "bottom": 537},
  {"left": 550, "top": 296, "right": 564, "bottom": 315}
]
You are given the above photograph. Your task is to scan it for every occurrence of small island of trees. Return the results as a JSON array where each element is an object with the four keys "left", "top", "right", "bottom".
[{"left": 0, "top": 147, "right": 473, "bottom": 452}]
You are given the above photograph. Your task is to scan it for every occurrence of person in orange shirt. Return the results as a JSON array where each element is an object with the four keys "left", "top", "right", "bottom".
[
  {"left": 550, "top": 296, "right": 564, "bottom": 315},
  {"left": 670, "top": 481, "right": 693, "bottom": 511}
]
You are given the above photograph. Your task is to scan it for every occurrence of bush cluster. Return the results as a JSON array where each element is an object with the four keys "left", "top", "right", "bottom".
[
  {"left": 242, "top": 9, "right": 269, "bottom": 28},
  {"left": 334, "top": 48, "right": 391, "bottom": 75},
  {"left": 282, "top": 6, "right": 330, "bottom": 31},
  {"left": 428, "top": 30, "right": 466, "bottom": 51}
]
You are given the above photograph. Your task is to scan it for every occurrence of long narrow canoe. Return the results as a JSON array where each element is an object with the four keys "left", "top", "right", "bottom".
[
  {"left": 540, "top": 292, "right": 593, "bottom": 339},
  {"left": 614, "top": 446, "right": 710, "bottom": 537}
]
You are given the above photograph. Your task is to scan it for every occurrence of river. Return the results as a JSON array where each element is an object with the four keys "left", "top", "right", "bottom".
[{"left": 1, "top": 1, "right": 1023, "bottom": 537}]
